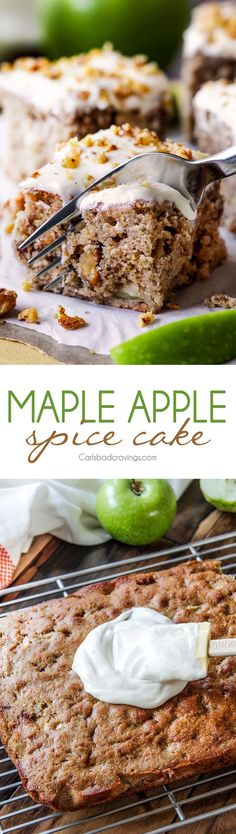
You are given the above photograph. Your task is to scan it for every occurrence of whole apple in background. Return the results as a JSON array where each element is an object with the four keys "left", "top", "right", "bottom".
[
  {"left": 38, "top": 0, "right": 189, "bottom": 67},
  {"left": 200, "top": 479, "right": 236, "bottom": 513},
  {"left": 96, "top": 479, "right": 176, "bottom": 545}
]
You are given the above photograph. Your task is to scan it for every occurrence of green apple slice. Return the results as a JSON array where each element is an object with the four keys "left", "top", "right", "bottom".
[
  {"left": 110, "top": 311, "right": 236, "bottom": 365},
  {"left": 200, "top": 479, "right": 236, "bottom": 512}
]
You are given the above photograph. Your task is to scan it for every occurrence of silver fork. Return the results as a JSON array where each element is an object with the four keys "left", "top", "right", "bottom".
[{"left": 19, "top": 145, "right": 236, "bottom": 292}]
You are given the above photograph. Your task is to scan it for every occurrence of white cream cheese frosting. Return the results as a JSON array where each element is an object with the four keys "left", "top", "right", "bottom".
[
  {"left": 183, "top": 2, "right": 236, "bottom": 58},
  {"left": 79, "top": 181, "right": 195, "bottom": 220},
  {"left": 0, "top": 46, "right": 170, "bottom": 117},
  {"left": 72, "top": 607, "right": 210, "bottom": 709},
  {"left": 21, "top": 125, "right": 195, "bottom": 219},
  {"left": 193, "top": 80, "right": 236, "bottom": 141}
]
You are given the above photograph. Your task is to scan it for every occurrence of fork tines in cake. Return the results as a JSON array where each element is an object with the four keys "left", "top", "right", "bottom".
[{"left": 2, "top": 124, "right": 226, "bottom": 314}]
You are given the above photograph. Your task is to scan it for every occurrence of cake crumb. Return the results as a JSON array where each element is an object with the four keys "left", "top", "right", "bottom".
[
  {"left": 138, "top": 311, "right": 155, "bottom": 327},
  {"left": 4, "top": 222, "right": 14, "bottom": 234},
  {"left": 165, "top": 302, "right": 181, "bottom": 311},
  {"left": 18, "top": 307, "right": 40, "bottom": 323},
  {"left": 55, "top": 305, "right": 87, "bottom": 330},
  {"left": 22, "top": 280, "right": 32, "bottom": 292},
  {"left": 204, "top": 294, "right": 236, "bottom": 309},
  {"left": 0, "top": 288, "right": 17, "bottom": 316}
]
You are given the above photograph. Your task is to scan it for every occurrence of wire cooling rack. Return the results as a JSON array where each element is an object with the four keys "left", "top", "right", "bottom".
[{"left": 0, "top": 530, "right": 236, "bottom": 834}]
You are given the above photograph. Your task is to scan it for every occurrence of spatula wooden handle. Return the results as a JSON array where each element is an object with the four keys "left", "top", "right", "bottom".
[{"left": 209, "top": 638, "right": 236, "bottom": 657}]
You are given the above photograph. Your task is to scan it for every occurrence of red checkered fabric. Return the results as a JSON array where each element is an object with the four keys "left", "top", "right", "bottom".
[{"left": 0, "top": 545, "right": 15, "bottom": 589}]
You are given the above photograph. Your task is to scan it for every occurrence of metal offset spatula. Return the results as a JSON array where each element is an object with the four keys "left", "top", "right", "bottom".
[{"left": 19, "top": 144, "right": 236, "bottom": 292}]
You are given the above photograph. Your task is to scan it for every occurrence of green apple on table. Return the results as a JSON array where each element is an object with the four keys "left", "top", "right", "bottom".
[
  {"left": 96, "top": 479, "right": 176, "bottom": 545},
  {"left": 39, "top": 0, "right": 189, "bottom": 66},
  {"left": 200, "top": 480, "right": 236, "bottom": 513}
]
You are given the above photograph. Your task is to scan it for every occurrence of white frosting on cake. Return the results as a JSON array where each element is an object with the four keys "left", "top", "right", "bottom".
[
  {"left": 193, "top": 80, "right": 236, "bottom": 140},
  {"left": 21, "top": 125, "right": 194, "bottom": 219},
  {"left": 79, "top": 181, "right": 195, "bottom": 220},
  {"left": 0, "top": 46, "right": 170, "bottom": 117},
  {"left": 183, "top": 2, "right": 236, "bottom": 58}
]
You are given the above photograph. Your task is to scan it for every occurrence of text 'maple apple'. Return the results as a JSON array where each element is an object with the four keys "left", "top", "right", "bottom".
[{"left": 96, "top": 479, "right": 176, "bottom": 545}]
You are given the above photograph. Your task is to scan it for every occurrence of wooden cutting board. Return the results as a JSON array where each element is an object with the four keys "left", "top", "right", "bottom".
[{"left": 12, "top": 533, "right": 58, "bottom": 585}]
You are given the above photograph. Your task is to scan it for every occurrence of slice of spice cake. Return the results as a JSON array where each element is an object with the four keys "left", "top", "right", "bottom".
[
  {"left": 182, "top": 2, "right": 236, "bottom": 134},
  {"left": 193, "top": 79, "right": 236, "bottom": 231},
  {"left": 2, "top": 124, "right": 226, "bottom": 313},
  {"left": 0, "top": 46, "right": 173, "bottom": 181}
]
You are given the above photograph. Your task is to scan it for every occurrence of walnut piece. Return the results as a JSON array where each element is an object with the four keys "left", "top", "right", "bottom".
[
  {"left": 18, "top": 307, "right": 40, "bottom": 324},
  {"left": 80, "top": 248, "right": 100, "bottom": 287},
  {"left": 56, "top": 306, "right": 87, "bottom": 330},
  {"left": 0, "top": 288, "right": 17, "bottom": 317},
  {"left": 138, "top": 311, "right": 155, "bottom": 327}
]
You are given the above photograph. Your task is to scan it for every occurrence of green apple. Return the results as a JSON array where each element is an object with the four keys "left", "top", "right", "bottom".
[
  {"left": 38, "top": 0, "right": 189, "bottom": 66},
  {"left": 110, "top": 311, "right": 236, "bottom": 365},
  {"left": 200, "top": 480, "right": 236, "bottom": 513},
  {"left": 96, "top": 479, "right": 176, "bottom": 545}
]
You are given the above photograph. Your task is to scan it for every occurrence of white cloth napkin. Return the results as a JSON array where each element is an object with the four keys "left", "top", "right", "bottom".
[{"left": 0, "top": 479, "right": 191, "bottom": 563}]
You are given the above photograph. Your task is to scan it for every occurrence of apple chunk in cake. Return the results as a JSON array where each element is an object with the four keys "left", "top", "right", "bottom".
[
  {"left": 3, "top": 124, "right": 226, "bottom": 313},
  {"left": 0, "top": 47, "right": 173, "bottom": 181}
]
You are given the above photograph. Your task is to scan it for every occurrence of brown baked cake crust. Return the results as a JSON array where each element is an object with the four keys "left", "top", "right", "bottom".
[{"left": 0, "top": 559, "right": 236, "bottom": 812}]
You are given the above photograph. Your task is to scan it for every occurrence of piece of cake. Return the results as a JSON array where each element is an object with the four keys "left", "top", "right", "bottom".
[
  {"left": 0, "top": 47, "right": 173, "bottom": 181},
  {"left": 193, "top": 79, "right": 236, "bottom": 231},
  {"left": 182, "top": 2, "right": 236, "bottom": 134},
  {"left": 2, "top": 124, "right": 226, "bottom": 313},
  {"left": 0, "top": 559, "right": 236, "bottom": 812}
]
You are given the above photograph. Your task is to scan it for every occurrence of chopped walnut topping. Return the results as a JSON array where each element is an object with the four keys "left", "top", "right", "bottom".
[
  {"left": 0, "top": 289, "right": 17, "bottom": 317},
  {"left": 61, "top": 138, "right": 81, "bottom": 169},
  {"left": 4, "top": 223, "right": 14, "bottom": 235},
  {"left": 22, "top": 280, "right": 32, "bottom": 292},
  {"left": 199, "top": 3, "right": 236, "bottom": 40},
  {"left": 138, "top": 311, "right": 155, "bottom": 327},
  {"left": 78, "top": 89, "right": 90, "bottom": 100},
  {"left": 56, "top": 306, "right": 87, "bottom": 330},
  {"left": 82, "top": 134, "right": 94, "bottom": 147},
  {"left": 31, "top": 171, "right": 40, "bottom": 179},
  {"left": 96, "top": 151, "right": 109, "bottom": 163},
  {"left": 18, "top": 307, "right": 40, "bottom": 324},
  {"left": 204, "top": 294, "right": 236, "bottom": 309},
  {"left": 99, "top": 89, "right": 110, "bottom": 104}
]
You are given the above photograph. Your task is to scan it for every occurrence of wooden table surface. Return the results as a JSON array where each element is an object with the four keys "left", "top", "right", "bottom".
[{"left": 2, "top": 480, "right": 236, "bottom": 834}]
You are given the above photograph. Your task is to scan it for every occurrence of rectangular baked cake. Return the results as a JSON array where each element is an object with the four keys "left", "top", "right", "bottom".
[
  {"left": 0, "top": 46, "right": 173, "bottom": 181},
  {"left": 0, "top": 559, "right": 236, "bottom": 812},
  {"left": 2, "top": 123, "right": 226, "bottom": 313},
  {"left": 193, "top": 79, "right": 236, "bottom": 231},
  {"left": 182, "top": 2, "right": 236, "bottom": 135}
]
